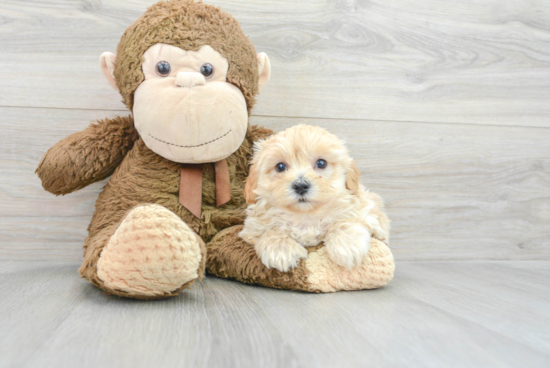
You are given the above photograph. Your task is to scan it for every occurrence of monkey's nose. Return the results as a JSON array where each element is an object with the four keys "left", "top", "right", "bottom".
[
  {"left": 175, "top": 72, "right": 206, "bottom": 88},
  {"left": 292, "top": 179, "right": 310, "bottom": 196}
]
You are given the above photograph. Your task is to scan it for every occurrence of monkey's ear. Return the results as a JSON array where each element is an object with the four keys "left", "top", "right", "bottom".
[
  {"left": 99, "top": 52, "right": 119, "bottom": 92},
  {"left": 257, "top": 52, "right": 271, "bottom": 93}
]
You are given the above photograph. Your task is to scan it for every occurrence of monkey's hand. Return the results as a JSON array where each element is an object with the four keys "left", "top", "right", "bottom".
[
  {"left": 254, "top": 229, "right": 308, "bottom": 273},
  {"left": 36, "top": 115, "right": 137, "bottom": 195}
]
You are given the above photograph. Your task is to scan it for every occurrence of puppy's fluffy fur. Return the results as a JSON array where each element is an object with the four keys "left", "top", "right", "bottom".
[{"left": 240, "top": 125, "right": 389, "bottom": 272}]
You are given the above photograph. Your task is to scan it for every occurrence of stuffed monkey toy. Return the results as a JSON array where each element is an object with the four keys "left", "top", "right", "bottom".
[{"left": 36, "top": 0, "right": 394, "bottom": 299}]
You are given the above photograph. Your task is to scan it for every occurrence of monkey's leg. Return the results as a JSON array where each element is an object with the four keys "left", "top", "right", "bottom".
[
  {"left": 79, "top": 204, "right": 206, "bottom": 299},
  {"left": 206, "top": 225, "right": 394, "bottom": 292}
]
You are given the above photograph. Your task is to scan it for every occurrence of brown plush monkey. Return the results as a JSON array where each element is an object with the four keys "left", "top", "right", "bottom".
[{"left": 37, "top": 0, "right": 394, "bottom": 299}]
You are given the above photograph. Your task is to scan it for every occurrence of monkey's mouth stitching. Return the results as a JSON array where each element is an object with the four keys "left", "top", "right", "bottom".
[{"left": 148, "top": 129, "right": 232, "bottom": 148}]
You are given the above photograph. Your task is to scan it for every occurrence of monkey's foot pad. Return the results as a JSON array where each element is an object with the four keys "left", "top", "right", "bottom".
[{"left": 97, "top": 204, "right": 203, "bottom": 297}]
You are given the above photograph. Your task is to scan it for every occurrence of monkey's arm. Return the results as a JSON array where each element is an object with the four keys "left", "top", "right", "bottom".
[{"left": 36, "top": 115, "right": 138, "bottom": 195}]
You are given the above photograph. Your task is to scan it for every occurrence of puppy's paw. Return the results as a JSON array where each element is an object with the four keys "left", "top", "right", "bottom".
[
  {"left": 325, "top": 224, "right": 371, "bottom": 269},
  {"left": 256, "top": 235, "right": 308, "bottom": 273}
]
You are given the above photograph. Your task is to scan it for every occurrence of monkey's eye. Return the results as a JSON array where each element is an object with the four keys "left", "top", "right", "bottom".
[
  {"left": 275, "top": 162, "right": 287, "bottom": 173},
  {"left": 156, "top": 61, "right": 171, "bottom": 77},
  {"left": 316, "top": 159, "right": 327, "bottom": 169},
  {"left": 200, "top": 63, "right": 214, "bottom": 78}
]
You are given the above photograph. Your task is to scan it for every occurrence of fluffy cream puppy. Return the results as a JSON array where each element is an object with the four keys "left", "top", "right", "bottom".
[{"left": 239, "top": 124, "right": 389, "bottom": 272}]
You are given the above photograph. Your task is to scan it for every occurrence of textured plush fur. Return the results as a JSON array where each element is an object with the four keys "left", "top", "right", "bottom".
[
  {"left": 36, "top": 0, "right": 395, "bottom": 298},
  {"left": 240, "top": 125, "right": 390, "bottom": 272},
  {"left": 208, "top": 225, "right": 394, "bottom": 293},
  {"left": 37, "top": 117, "right": 272, "bottom": 298},
  {"left": 36, "top": 115, "right": 138, "bottom": 195},
  {"left": 115, "top": 0, "right": 259, "bottom": 113},
  {"left": 97, "top": 204, "right": 205, "bottom": 298},
  {"left": 305, "top": 238, "right": 395, "bottom": 292},
  {"left": 36, "top": 0, "right": 273, "bottom": 299},
  {"left": 207, "top": 226, "right": 312, "bottom": 291}
]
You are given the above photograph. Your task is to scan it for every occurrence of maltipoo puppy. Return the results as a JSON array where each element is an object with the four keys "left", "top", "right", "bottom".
[{"left": 239, "top": 124, "right": 389, "bottom": 272}]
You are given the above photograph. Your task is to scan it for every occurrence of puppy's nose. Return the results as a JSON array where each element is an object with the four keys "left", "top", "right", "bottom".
[{"left": 292, "top": 179, "right": 310, "bottom": 195}]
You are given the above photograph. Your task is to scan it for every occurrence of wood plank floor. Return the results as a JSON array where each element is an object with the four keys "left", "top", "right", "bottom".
[{"left": 1, "top": 261, "right": 549, "bottom": 368}]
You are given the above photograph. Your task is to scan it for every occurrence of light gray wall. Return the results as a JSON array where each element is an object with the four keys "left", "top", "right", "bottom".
[{"left": 1, "top": 0, "right": 549, "bottom": 261}]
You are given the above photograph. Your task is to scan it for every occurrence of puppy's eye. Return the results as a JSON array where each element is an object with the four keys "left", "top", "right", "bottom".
[
  {"left": 200, "top": 63, "right": 214, "bottom": 78},
  {"left": 316, "top": 159, "right": 327, "bottom": 169},
  {"left": 275, "top": 162, "right": 287, "bottom": 173},
  {"left": 156, "top": 61, "right": 171, "bottom": 77}
]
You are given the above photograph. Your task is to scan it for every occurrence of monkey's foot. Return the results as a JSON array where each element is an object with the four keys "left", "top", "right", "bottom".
[
  {"left": 207, "top": 225, "right": 394, "bottom": 293},
  {"left": 96, "top": 204, "right": 205, "bottom": 299}
]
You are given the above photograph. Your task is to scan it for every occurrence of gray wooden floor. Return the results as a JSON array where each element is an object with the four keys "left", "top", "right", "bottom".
[
  {"left": 1, "top": 0, "right": 550, "bottom": 367},
  {"left": 1, "top": 261, "right": 549, "bottom": 368}
]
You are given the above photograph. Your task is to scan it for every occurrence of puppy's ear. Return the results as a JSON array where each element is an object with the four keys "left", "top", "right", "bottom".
[
  {"left": 245, "top": 139, "right": 269, "bottom": 204},
  {"left": 345, "top": 162, "right": 361, "bottom": 194},
  {"left": 244, "top": 163, "right": 259, "bottom": 204}
]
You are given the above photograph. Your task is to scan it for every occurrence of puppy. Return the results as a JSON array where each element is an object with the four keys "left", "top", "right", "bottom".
[{"left": 239, "top": 124, "right": 389, "bottom": 272}]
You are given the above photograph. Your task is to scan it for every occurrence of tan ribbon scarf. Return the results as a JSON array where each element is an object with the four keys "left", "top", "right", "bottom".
[{"left": 179, "top": 159, "right": 231, "bottom": 218}]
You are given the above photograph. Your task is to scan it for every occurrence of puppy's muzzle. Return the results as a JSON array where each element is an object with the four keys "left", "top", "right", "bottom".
[{"left": 292, "top": 179, "right": 310, "bottom": 196}]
